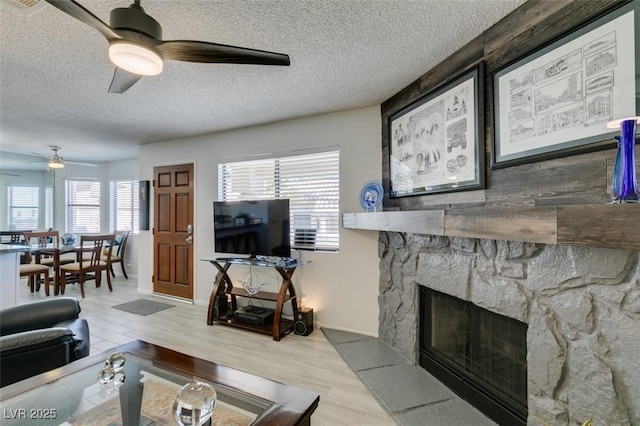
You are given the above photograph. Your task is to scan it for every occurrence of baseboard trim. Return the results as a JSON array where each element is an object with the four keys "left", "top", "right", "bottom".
[{"left": 150, "top": 292, "right": 193, "bottom": 304}]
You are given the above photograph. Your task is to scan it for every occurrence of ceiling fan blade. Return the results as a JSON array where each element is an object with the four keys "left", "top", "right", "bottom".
[
  {"left": 156, "top": 40, "right": 290, "bottom": 66},
  {"left": 43, "top": 0, "right": 122, "bottom": 41},
  {"left": 66, "top": 161, "right": 98, "bottom": 167},
  {"left": 109, "top": 67, "right": 143, "bottom": 94}
]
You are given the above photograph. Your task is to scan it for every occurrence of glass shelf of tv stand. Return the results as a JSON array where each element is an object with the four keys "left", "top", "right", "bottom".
[{"left": 201, "top": 256, "right": 308, "bottom": 269}]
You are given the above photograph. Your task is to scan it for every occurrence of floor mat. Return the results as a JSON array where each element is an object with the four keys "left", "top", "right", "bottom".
[{"left": 111, "top": 299, "right": 175, "bottom": 316}]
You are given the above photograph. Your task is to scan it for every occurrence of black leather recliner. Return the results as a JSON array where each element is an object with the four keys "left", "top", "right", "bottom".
[{"left": 0, "top": 297, "right": 90, "bottom": 387}]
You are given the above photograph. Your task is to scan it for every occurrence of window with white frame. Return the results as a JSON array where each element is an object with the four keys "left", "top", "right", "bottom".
[
  {"left": 65, "top": 180, "right": 101, "bottom": 233},
  {"left": 7, "top": 185, "right": 39, "bottom": 230},
  {"left": 218, "top": 149, "right": 340, "bottom": 251},
  {"left": 110, "top": 180, "right": 139, "bottom": 233}
]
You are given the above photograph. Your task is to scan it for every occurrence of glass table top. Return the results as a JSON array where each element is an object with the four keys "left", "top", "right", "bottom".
[
  {"left": 200, "top": 256, "right": 308, "bottom": 268},
  {"left": 0, "top": 352, "right": 271, "bottom": 426}
]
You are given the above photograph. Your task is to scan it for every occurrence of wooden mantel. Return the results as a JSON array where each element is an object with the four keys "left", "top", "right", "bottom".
[{"left": 343, "top": 203, "right": 640, "bottom": 251}]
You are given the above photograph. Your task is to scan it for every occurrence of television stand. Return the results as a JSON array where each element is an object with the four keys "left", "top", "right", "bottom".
[{"left": 203, "top": 257, "right": 307, "bottom": 341}]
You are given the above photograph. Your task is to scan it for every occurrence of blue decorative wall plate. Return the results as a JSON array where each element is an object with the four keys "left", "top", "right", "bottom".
[{"left": 359, "top": 180, "right": 383, "bottom": 211}]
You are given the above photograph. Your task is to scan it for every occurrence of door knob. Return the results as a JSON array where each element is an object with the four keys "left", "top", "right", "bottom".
[
  {"left": 187, "top": 224, "right": 193, "bottom": 234},
  {"left": 186, "top": 236, "right": 193, "bottom": 244}
]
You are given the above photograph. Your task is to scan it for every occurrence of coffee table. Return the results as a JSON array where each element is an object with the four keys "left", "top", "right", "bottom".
[{"left": 0, "top": 340, "right": 319, "bottom": 425}]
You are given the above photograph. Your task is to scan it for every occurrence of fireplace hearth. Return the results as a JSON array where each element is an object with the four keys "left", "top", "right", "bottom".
[{"left": 419, "top": 286, "right": 527, "bottom": 425}]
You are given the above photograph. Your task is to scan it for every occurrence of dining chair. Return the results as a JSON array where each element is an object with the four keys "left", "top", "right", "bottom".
[
  {"left": 104, "top": 231, "right": 130, "bottom": 279},
  {"left": 0, "top": 230, "right": 31, "bottom": 244},
  {"left": 23, "top": 231, "right": 76, "bottom": 295},
  {"left": 20, "top": 251, "right": 51, "bottom": 296},
  {"left": 60, "top": 234, "right": 116, "bottom": 298},
  {"left": 23, "top": 231, "right": 75, "bottom": 267},
  {"left": 2, "top": 231, "right": 30, "bottom": 264}
]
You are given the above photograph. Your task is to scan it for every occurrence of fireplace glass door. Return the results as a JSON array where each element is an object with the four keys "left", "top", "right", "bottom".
[{"left": 419, "top": 287, "right": 527, "bottom": 425}]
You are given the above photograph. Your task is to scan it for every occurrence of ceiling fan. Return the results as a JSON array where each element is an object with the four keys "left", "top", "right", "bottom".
[
  {"left": 43, "top": 0, "right": 291, "bottom": 93},
  {"left": 31, "top": 146, "right": 98, "bottom": 168}
]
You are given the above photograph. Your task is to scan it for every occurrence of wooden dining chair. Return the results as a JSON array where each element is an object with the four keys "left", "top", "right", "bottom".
[
  {"left": 2, "top": 231, "right": 30, "bottom": 264},
  {"left": 0, "top": 230, "right": 31, "bottom": 244},
  {"left": 60, "top": 234, "right": 116, "bottom": 298},
  {"left": 19, "top": 251, "right": 51, "bottom": 296},
  {"left": 5, "top": 231, "right": 47, "bottom": 295},
  {"left": 23, "top": 231, "right": 76, "bottom": 295},
  {"left": 104, "top": 231, "right": 130, "bottom": 279},
  {"left": 23, "top": 231, "right": 75, "bottom": 267}
]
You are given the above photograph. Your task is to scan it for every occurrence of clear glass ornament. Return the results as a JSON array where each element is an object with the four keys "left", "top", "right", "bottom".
[
  {"left": 97, "top": 367, "right": 114, "bottom": 385},
  {"left": 242, "top": 271, "right": 266, "bottom": 296},
  {"left": 106, "top": 352, "right": 126, "bottom": 373},
  {"left": 173, "top": 380, "right": 217, "bottom": 426}
]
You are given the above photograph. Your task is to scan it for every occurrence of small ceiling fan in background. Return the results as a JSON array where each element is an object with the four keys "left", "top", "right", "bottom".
[
  {"left": 42, "top": 0, "right": 291, "bottom": 93},
  {"left": 30, "top": 145, "right": 98, "bottom": 169}
]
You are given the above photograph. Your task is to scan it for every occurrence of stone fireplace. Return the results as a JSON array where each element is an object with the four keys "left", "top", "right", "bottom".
[{"left": 378, "top": 232, "right": 640, "bottom": 425}]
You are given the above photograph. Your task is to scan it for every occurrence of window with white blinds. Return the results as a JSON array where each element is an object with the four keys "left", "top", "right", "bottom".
[
  {"left": 218, "top": 149, "right": 340, "bottom": 251},
  {"left": 7, "top": 186, "right": 39, "bottom": 230},
  {"left": 65, "top": 180, "right": 101, "bottom": 233},
  {"left": 110, "top": 180, "right": 140, "bottom": 233}
]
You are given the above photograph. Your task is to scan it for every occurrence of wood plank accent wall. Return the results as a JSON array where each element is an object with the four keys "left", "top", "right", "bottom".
[{"left": 364, "top": 0, "right": 640, "bottom": 250}]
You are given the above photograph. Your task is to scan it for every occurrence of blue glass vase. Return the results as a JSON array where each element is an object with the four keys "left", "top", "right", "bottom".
[{"left": 611, "top": 119, "right": 639, "bottom": 203}]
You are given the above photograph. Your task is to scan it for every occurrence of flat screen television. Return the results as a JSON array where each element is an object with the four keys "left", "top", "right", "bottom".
[{"left": 213, "top": 199, "right": 290, "bottom": 258}]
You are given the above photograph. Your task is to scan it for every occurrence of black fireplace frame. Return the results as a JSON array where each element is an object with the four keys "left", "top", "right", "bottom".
[{"left": 419, "top": 286, "right": 527, "bottom": 425}]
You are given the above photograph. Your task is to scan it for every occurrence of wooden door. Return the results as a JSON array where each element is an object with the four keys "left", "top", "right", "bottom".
[{"left": 153, "top": 164, "right": 194, "bottom": 299}]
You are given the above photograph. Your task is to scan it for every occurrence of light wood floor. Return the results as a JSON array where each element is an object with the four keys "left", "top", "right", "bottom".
[{"left": 18, "top": 275, "right": 396, "bottom": 426}]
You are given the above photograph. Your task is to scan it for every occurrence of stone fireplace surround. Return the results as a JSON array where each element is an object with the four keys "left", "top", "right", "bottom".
[{"left": 378, "top": 231, "right": 640, "bottom": 425}]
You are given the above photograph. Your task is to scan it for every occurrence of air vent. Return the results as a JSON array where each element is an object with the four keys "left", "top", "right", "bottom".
[{"left": 0, "top": 0, "right": 48, "bottom": 16}]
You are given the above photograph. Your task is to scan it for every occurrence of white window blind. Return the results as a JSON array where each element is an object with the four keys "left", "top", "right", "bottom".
[
  {"left": 218, "top": 149, "right": 340, "bottom": 251},
  {"left": 110, "top": 180, "right": 140, "bottom": 233},
  {"left": 7, "top": 186, "right": 39, "bottom": 230},
  {"left": 65, "top": 180, "right": 101, "bottom": 233}
]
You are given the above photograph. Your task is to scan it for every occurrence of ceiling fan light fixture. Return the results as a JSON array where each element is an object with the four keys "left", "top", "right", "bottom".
[
  {"left": 108, "top": 41, "right": 163, "bottom": 76},
  {"left": 48, "top": 158, "right": 64, "bottom": 169}
]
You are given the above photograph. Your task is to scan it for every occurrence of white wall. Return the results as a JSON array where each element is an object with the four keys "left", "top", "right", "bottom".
[{"left": 138, "top": 106, "right": 382, "bottom": 335}]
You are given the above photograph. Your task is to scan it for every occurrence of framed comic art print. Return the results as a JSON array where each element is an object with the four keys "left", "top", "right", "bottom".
[
  {"left": 388, "top": 63, "right": 485, "bottom": 197},
  {"left": 491, "top": 1, "right": 640, "bottom": 169}
]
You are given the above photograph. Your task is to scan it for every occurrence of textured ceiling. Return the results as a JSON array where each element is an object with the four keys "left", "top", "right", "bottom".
[{"left": 0, "top": 0, "right": 526, "bottom": 166}]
